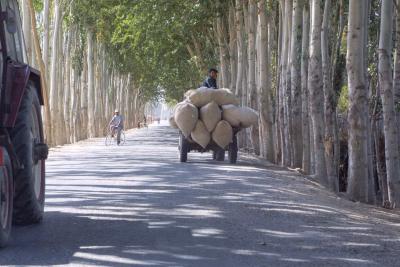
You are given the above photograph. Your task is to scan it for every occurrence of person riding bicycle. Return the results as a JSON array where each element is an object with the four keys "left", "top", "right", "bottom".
[
  {"left": 109, "top": 109, "right": 124, "bottom": 145},
  {"left": 202, "top": 68, "right": 219, "bottom": 89}
]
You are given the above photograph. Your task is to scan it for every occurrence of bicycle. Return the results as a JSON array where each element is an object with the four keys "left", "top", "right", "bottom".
[{"left": 105, "top": 127, "right": 126, "bottom": 146}]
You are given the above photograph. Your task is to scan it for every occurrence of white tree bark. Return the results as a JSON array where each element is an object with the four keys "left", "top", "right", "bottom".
[
  {"left": 22, "top": 1, "right": 32, "bottom": 64},
  {"left": 394, "top": 0, "right": 400, "bottom": 159},
  {"left": 87, "top": 29, "right": 95, "bottom": 138},
  {"left": 378, "top": 0, "right": 400, "bottom": 207},
  {"left": 346, "top": 0, "right": 369, "bottom": 202},
  {"left": 247, "top": 0, "right": 260, "bottom": 155},
  {"left": 258, "top": 0, "right": 275, "bottom": 162},
  {"left": 43, "top": 0, "right": 51, "bottom": 70},
  {"left": 63, "top": 29, "right": 72, "bottom": 143},
  {"left": 279, "top": 0, "right": 289, "bottom": 165},
  {"left": 290, "top": 0, "right": 303, "bottom": 168},
  {"left": 229, "top": 3, "right": 237, "bottom": 92},
  {"left": 216, "top": 15, "right": 230, "bottom": 88},
  {"left": 235, "top": 0, "right": 244, "bottom": 97},
  {"left": 80, "top": 49, "right": 88, "bottom": 140},
  {"left": 49, "top": 0, "right": 62, "bottom": 145},
  {"left": 308, "top": 0, "right": 327, "bottom": 183},
  {"left": 322, "top": 0, "right": 338, "bottom": 191},
  {"left": 301, "top": 3, "right": 311, "bottom": 174}
]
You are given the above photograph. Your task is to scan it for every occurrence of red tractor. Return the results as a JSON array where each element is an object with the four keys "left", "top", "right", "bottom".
[{"left": 0, "top": 0, "right": 48, "bottom": 247}]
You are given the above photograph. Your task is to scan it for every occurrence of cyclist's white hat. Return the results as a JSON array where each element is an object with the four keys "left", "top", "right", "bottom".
[{"left": 114, "top": 109, "right": 119, "bottom": 113}]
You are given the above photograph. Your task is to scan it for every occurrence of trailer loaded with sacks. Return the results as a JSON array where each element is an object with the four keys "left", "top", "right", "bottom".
[{"left": 170, "top": 87, "right": 258, "bottom": 163}]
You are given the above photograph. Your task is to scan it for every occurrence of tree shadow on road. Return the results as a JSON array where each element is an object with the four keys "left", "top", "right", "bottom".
[{"left": 2, "top": 125, "right": 400, "bottom": 266}]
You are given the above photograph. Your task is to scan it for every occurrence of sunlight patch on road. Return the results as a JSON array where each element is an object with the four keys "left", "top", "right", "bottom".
[
  {"left": 192, "top": 228, "right": 224, "bottom": 237},
  {"left": 147, "top": 207, "right": 222, "bottom": 218},
  {"left": 314, "top": 256, "right": 374, "bottom": 264},
  {"left": 74, "top": 251, "right": 162, "bottom": 265},
  {"left": 256, "top": 229, "right": 337, "bottom": 240},
  {"left": 342, "top": 242, "right": 380, "bottom": 247}
]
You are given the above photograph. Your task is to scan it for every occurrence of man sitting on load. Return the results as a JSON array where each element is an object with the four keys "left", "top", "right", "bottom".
[{"left": 202, "top": 68, "right": 219, "bottom": 89}]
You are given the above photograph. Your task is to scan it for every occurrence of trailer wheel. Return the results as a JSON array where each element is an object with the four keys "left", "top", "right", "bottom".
[
  {"left": 215, "top": 149, "right": 225, "bottom": 161},
  {"left": 179, "top": 134, "right": 188, "bottom": 162},
  {"left": 228, "top": 136, "right": 238, "bottom": 164},
  {"left": 10, "top": 84, "right": 46, "bottom": 225},
  {"left": 0, "top": 148, "right": 13, "bottom": 248}
]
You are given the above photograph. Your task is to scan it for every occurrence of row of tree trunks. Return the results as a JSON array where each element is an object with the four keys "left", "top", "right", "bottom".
[{"left": 23, "top": 1, "right": 146, "bottom": 147}]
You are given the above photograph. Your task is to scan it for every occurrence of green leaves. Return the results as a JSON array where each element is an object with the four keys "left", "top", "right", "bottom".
[{"left": 64, "top": 0, "right": 218, "bottom": 102}]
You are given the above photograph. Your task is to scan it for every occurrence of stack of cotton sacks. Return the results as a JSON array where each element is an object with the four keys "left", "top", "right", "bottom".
[{"left": 170, "top": 87, "right": 258, "bottom": 149}]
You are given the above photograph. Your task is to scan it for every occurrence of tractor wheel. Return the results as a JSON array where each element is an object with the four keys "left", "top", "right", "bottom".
[
  {"left": 10, "top": 84, "right": 46, "bottom": 225},
  {"left": 228, "top": 136, "right": 238, "bottom": 164},
  {"left": 179, "top": 134, "right": 188, "bottom": 162},
  {"left": 0, "top": 148, "right": 13, "bottom": 248}
]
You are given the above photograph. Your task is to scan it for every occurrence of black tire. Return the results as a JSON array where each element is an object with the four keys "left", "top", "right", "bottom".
[
  {"left": 179, "top": 134, "right": 188, "bottom": 162},
  {"left": 0, "top": 148, "right": 13, "bottom": 248},
  {"left": 215, "top": 149, "right": 225, "bottom": 161},
  {"left": 228, "top": 136, "right": 238, "bottom": 164},
  {"left": 10, "top": 84, "right": 45, "bottom": 225}
]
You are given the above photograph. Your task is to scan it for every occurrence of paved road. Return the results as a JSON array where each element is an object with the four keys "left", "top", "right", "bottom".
[{"left": 1, "top": 123, "right": 400, "bottom": 266}]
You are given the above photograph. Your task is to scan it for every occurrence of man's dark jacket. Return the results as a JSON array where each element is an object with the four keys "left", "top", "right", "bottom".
[{"left": 202, "top": 76, "right": 218, "bottom": 89}]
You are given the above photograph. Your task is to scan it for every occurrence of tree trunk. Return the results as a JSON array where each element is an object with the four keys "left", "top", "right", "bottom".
[
  {"left": 258, "top": 0, "right": 275, "bottom": 162},
  {"left": 49, "top": 0, "right": 62, "bottom": 145},
  {"left": 309, "top": 0, "right": 327, "bottom": 183},
  {"left": 80, "top": 50, "right": 88, "bottom": 140},
  {"left": 346, "top": 0, "right": 369, "bottom": 202},
  {"left": 235, "top": 0, "right": 244, "bottom": 98},
  {"left": 247, "top": 0, "right": 260, "bottom": 155},
  {"left": 279, "top": 0, "right": 288, "bottom": 165},
  {"left": 322, "top": 0, "right": 338, "bottom": 191},
  {"left": 216, "top": 15, "right": 230, "bottom": 89},
  {"left": 229, "top": 3, "right": 237, "bottom": 92},
  {"left": 22, "top": 1, "right": 32, "bottom": 64},
  {"left": 43, "top": 0, "right": 50, "bottom": 70},
  {"left": 301, "top": 3, "right": 311, "bottom": 174},
  {"left": 394, "top": 0, "right": 400, "bottom": 160},
  {"left": 87, "top": 29, "right": 95, "bottom": 138},
  {"left": 378, "top": 0, "right": 400, "bottom": 207},
  {"left": 63, "top": 28, "right": 72, "bottom": 143},
  {"left": 290, "top": 0, "right": 303, "bottom": 168},
  {"left": 27, "top": 0, "right": 52, "bottom": 144}
]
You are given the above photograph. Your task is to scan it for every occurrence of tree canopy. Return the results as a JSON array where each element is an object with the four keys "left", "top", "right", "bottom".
[{"left": 63, "top": 0, "right": 219, "bottom": 103}]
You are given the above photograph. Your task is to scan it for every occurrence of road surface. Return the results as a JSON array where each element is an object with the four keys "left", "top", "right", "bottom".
[{"left": 1, "top": 123, "right": 400, "bottom": 266}]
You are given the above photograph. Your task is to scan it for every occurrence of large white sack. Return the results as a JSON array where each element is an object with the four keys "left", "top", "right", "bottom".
[
  {"left": 212, "top": 120, "right": 233, "bottom": 149},
  {"left": 213, "top": 88, "right": 240, "bottom": 106},
  {"left": 222, "top": 105, "right": 258, "bottom": 128},
  {"left": 174, "top": 102, "right": 198, "bottom": 138},
  {"left": 200, "top": 101, "right": 221, "bottom": 132},
  {"left": 191, "top": 120, "right": 210, "bottom": 149},
  {"left": 221, "top": 104, "right": 241, "bottom": 127},
  {"left": 169, "top": 116, "right": 178, "bottom": 128},
  {"left": 187, "top": 87, "right": 215, "bottom": 107},
  {"left": 186, "top": 87, "right": 239, "bottom": 107},
  {"left": 237, "top": 106, "right": 259, "bottom": 128}
]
